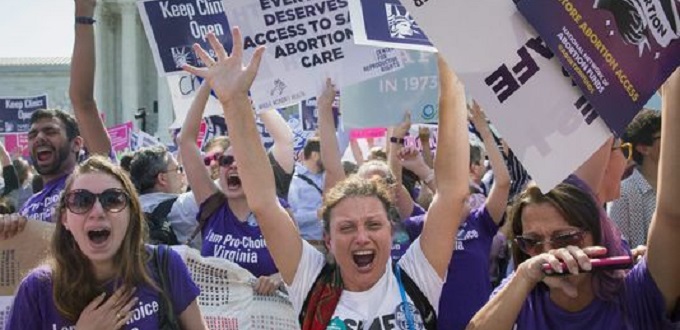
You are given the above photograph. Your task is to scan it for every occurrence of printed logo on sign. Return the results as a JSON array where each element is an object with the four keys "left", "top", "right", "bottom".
[
  {"left": 421, "top": 104, "right": 437, "bottom": 121},
  {"left": 386, "top": 4, "right": 425, "bottom": 40},
  {"left": 171, "top": 46, "right": 194, "bottom": 68},
  {"left": 270, "top": 79, "right": 287, "bottom": 96}
]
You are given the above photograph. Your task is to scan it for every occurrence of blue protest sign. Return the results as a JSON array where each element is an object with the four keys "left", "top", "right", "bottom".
[
  {"left": 0, "top": 95, "right": 48, "bottom": 134},
  {"left": 138, "top": 0, "right": 233, "bottom": 76},
  {"left": 341, "top": 50, "right": 439, "bottom": 128},
  {"left": 349, "top": 0, "right": 436, "bottom": 52},
  {"left": 517, "top": 0, "right": 680, "bottom": 134}
]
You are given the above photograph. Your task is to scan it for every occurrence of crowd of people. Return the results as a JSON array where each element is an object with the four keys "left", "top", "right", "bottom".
[{"left": 0, "top": 0, "right": 678, "bottom": 329}]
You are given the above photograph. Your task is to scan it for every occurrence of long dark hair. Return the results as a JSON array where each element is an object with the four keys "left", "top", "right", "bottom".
[
  {"left": 50, "top": 156, "right": 158, "bottom": 321},
  {"left": 509, "top": 183, "right": 626, "bottom": 301}
]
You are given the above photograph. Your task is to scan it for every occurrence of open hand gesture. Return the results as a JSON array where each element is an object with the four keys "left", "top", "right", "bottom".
[
  {"left": 183, "top": 27, "right": 265, "bottom": 105},
  {"left": 75, "top": 287, "right": 138, "bottom": 330}
]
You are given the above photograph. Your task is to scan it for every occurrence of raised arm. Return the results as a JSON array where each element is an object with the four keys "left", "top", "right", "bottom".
[
  {"left": 318, "top": 79, "right": 346, "bottom": 194},
  {"left": 647, "top": 67, "right": 680, "bottom": 314},
  {"left": 419, "top": 56, "right": 470, "bottom": 278},
  {"left": 259, "top": 108, "right": 295, "bottom": 174},
  {"left": 69, "top": 0, "right": 111, "bottom": 156},
  {"left": 349, "top": 137, "right": 365, "bottom": 166},
  {"left": 183, "top": 30, "right": 301, "bottom": 284},
  {"left": 388, "top": 114, "right": 417, "bottom": 219},
  {"left": 178, "top": 83, "right": 218, "bottom": 205},
  {"left": 418, "top": 126, "right": 434, "bottom": 168},
  {"left": 469, "top": 101, "right": 510, "bottom": 224}
]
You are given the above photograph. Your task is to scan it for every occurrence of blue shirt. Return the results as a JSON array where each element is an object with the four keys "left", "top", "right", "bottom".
[{"left": 287, "top": 163, "right": 325, "bottom": 240}]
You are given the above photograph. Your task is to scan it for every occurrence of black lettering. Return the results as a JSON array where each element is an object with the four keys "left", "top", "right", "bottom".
[
  {"left": 512, "top": 47, "right": 539, "bottom": 84},
  {"left": 484, "top": 64, "right": 520, "bottom": 103},
  {"left": 525, "top": 37, "right": 554, "bottom": 59}
]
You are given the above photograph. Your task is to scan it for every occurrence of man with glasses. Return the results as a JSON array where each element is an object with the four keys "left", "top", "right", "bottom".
[
  {"left": 608, "top": 109, "right": 662, "bottom": 247},
  {"left": 129, "top": 146, "right": 201, "bottom": 248}
]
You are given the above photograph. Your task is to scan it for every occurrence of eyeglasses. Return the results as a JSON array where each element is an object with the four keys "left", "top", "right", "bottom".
[
  {"left": 611, "top": 142, "right": 633, "bottom": 161},
  {"left": 514, "top": 230, "right": 586, "bottom": 255},
  {"left": 204, "top": 153, "right": 235, "bottom": 167},
  {"left": 65, "top": 188, "right": 130, "bottom": 214},
  {"left": 163, "top": 165, "right": 183, "bottom": 174}
]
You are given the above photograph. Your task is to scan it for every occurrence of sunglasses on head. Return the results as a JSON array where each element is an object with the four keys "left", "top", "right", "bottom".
[
  {"left": 514, "top": 229, "right": 586, "bottom": 255},
  {"left": 65, "top": 188, "right": 130, "bottom": 214},
  {"left": 203, "top": 154, "right": 235, "bottom": 167}
]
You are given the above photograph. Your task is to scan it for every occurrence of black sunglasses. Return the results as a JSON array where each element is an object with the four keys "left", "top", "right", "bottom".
[
  {"left": 65, "top": 188, "right": 130, "bottom": 214},
  {"left": 515, "top": 230, "right": 586, "bottom": 255}
]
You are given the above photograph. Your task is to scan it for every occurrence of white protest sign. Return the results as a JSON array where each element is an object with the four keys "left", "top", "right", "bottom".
[
  {"left": 168, "top": 74, "right": 226, "bottom": 129},
  {"left": 171, "top": 246, "right": 298, "bottom": 329},
  {"left": 401, "top": 0, "right": 612, "bottom": 191},
  {"left": 221, "top": 0, "right": 404, "bottom": 111}
]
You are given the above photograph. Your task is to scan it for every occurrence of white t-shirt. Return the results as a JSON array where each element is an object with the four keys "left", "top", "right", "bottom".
[{"left": 288, "top": 238, "right": 443, "bottom": 330}]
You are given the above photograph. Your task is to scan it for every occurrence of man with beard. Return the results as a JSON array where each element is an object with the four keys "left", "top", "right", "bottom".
[
  {"left": 287, "top": 137, "right": 325, "bottom": 244},
  {"left": 0, "top": 0, "right": 111, "bottom": 237}
]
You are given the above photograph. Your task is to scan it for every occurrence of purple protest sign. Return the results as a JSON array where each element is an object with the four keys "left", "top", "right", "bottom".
[{"left": 517, "top": 0, "right": 680, "bottom": 134}]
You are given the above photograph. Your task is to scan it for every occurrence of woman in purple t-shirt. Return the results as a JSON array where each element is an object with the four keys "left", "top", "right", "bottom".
[
  {"left": 468, "top": 69, "right": 680, "bottom": 329},
  {"left": 6, "top": 156, "right": 206, "bottom": 329}
]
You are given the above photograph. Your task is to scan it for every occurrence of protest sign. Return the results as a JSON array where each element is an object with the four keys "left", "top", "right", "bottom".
[
  {"left": 221, "top": 0, "right": 404, "bottom": 111},
  {"left": 517, "top": 0, "right": 680, "bottom": 135},
  {"left": 168, "top": 74, "right": 226, "bottom": 129},
  {"left": 400, "top": 0, "right": 613, "bottom": 191},
  {"left": 3, "top": 133, "right": 29, "bottom": 159},
  {"left": 138, "top": 0, "right": 233, "bottom": 76},
  {"left": 171, "top": 246, "right": 298, "bottom": 330},
  {"left": 342, "top": 50, "right": 439, "bottom": 128},
  {"left": 348, "top": 0, "right": 436, "bottom": 52},
  {"left": 0, "top": 221, "right": 55, "bottom": 296},
  {"left": 107, "top": 121, "right": 133, "bottom": 156},
  {"left": 0, "top": 95, "right": 47, "bottom": 135},
  {"left": 350, "top": 128, "right": 387, "bottom": 140}
]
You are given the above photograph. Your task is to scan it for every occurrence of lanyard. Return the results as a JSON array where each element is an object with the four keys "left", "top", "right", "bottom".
[{"left": 395, "top": 266, "right": 416, "bottom": 330}]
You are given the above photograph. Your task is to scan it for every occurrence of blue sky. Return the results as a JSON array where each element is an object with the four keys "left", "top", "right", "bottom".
[{"left": 0, "top": 0, "right": 74, "bottom": 57}]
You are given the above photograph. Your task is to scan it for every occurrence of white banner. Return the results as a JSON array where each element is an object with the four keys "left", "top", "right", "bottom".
[
  {"left": 171, "top": 246, "right": 298, "bottom": 330},
  {"left": 400, "top": 0, "right": 612, "bottom": 191},
  {"left": 221, "top": 0, "right": 404, "bottom": 111},
  {"left": 168, "top": 74, "right": 226, "bottom": 129}
]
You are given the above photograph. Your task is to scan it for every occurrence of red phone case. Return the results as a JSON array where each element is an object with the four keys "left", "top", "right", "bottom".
[{"left": 542, "top": 255, "right": 633, "bottom": 274}]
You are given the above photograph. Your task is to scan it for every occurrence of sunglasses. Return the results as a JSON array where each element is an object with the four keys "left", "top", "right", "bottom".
[
  {"left": 163, "top": 165, "right": 184, "bottom": 174},
  {"left": 204, "top": 153, "right": 235, "bottom": 167},
  {"left": 514, "top": 230, "right": 586, "bottom": 255},
  {"left": 65, "top": 188, "right": 130, "bottom": 214},
  {"left": 611, "top": 142, "right": 633, "bottom": 161}
]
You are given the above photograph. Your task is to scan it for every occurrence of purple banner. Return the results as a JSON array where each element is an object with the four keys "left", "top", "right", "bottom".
[{"left": 517, "top": 0, "right": 680, "bottom": 134}]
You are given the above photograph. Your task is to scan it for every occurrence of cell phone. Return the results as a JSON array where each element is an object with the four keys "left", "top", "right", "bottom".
[{"left": 542, "top": 255, "right": 633, "bottom": 275}]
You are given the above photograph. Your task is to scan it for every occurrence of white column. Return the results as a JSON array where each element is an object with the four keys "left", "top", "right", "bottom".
[
  {"left": 120, "top": 2, "right": 138, "bottom": 126},
  {"left": 156, "top": 76, "right": 174, "bottom": 143}
]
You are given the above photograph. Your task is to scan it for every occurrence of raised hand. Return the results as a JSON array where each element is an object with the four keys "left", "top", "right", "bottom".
[
  {"left": 317, "top": 78, "right": 336, "bottom": 114},
  {"left": 182, "top": 27, "right": 265, "bottom": 105},
  {"left": 393, "top": 111, "right": 412, "bottom": 139},
  {"left": 399, "top": 146, "right": 427, "bottom": 173},
  {"left": 253, "top": 274, "right": 283, "bottom": 295},
  {"left": 75, "top": 287, "right": 138, "bottom": 330},
  {"left": 468, "top": 100, "right": 488, "bottom": 131}
]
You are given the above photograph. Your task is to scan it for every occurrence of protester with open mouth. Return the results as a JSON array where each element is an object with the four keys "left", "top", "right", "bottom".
[
  {"left": 179, "top": 69, "right": 288, "bottom": 296},
  {"left": 182, "top": 28, "right": 470, "bottom": 329},
  {"left": 5, "top": 156, "right": 207, "bottom": 329}
]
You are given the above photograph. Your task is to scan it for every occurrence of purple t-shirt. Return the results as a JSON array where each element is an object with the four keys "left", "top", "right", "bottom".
[
  {"left": 199, "top": 198, "right": 287, "bottom": 277},
  {"left": 391, "top": 215, "right": 425, "bottom": 261},
  {"left": 438, "top": 206, "right": 499, "bottom": 330},
  {"left": 19, "top": 174, "right": 69, "bottom": 222},
  {"left": 6, "top": 245, "right": 200, "bottom": 329},
  {"left": 492, "top": 258, "right": 679, "bottom": 329}
]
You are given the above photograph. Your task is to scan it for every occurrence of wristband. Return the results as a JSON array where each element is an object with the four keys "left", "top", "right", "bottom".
[
  {"left": 390, "top": 136, "right": 405, "bottom": 145},
  {"left": 75, "top": 16, "right": 96, "bottom": 25}
]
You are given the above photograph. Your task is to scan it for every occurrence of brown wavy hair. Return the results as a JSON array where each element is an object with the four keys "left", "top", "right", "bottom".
[
  {"left": 49, "top": 155, "right": 158, "bottom": 321},
  {"left": 320, "top": 175, "right": 399, "bottom": 235}
]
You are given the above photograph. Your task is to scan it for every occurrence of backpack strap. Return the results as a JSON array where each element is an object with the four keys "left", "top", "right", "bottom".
[
  {"left": 152, "top": 245, "right": 180, "bottom": 330},
  {"left": 151, "top": 197, "right": 178, "bottom": 220},
  {"left": 394, "top": 263, "right": 438, "bottom": 329},
  {"left": 185, "top": 191, "right": 225, "bottom": 246},
  {"left": 296, "top": 173, "right": 323, "bottom": 194},
  {"left": 299, "top": 262, "right": 343, "bottom": 330}
]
